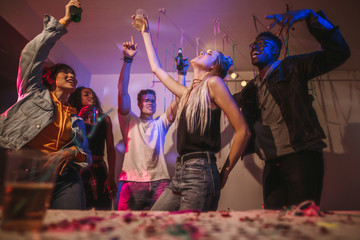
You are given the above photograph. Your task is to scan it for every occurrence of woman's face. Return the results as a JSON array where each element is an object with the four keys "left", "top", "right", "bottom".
[
  {"left": 191, "top": 50, "right": 219, "bottom": 70},
  {"left": 81, "top": 88, "right": 95, "bottom": 106},
  {"left": 55, "top": 67, "right": 77, "bottom": 93}
]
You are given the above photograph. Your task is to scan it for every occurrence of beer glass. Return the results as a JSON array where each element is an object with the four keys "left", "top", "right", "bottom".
[{"left": 1, "top": 149, "right": 58, "bottom": 231}]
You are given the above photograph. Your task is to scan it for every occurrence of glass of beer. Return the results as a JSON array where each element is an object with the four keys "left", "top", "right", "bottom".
[
  {"left": 132, "top": 9, "right": 147, "bottom": 32},
  {"left": 1, "top": 149, "right": 58, "bottom": 231}
]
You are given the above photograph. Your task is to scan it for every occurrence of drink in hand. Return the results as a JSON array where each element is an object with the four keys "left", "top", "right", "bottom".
[{"left": 132, "top": 9, "right": 147, "bottom": 31}]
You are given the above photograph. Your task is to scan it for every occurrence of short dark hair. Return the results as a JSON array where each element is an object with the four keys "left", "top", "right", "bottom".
[
  {"left": 42, "top": 63, "right": 75, "bottom": 90},
  {"left": 137, "top": 89, "right": 156, "bottom": 103},
  {"left": 256, "top": 31, "right": 282, "bottom": 59}
]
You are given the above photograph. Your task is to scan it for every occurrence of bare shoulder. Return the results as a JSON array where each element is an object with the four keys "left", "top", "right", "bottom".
[
  {"left": 207, "top": 76, "right": 229, "bottom": 97},
  {"left": 207, "top": 76, "right": 225, "bottom": 88}
]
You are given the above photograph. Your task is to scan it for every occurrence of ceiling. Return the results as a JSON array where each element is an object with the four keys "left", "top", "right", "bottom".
[{"left": 1, "top": 0, "right": 359, "bottom": 82}]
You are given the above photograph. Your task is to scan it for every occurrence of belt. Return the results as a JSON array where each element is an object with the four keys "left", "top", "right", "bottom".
[{"left": 177, "top": 151, "right": 215, "bottom": 163}]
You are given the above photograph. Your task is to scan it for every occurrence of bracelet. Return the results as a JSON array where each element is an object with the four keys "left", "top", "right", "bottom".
[
  {"left": 178, "top": 70, "right": 187, "bottom": 75},
  {"left": 123, "top": 57, "right": 133, "bottom": 63}
]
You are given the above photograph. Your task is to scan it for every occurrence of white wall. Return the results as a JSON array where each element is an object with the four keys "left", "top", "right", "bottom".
[{"left": 90, "top": 70, "right": 360, "bottom": 211}]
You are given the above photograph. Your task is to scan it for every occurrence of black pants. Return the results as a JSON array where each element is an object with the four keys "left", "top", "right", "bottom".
[{"left": 262, "top": 150, "right": 324, "bottom": 209}]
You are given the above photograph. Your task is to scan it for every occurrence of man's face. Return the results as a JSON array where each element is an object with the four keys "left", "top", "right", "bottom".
[
  {"left": 55, "top": 67, "right": 77, "bottom": 93},
  {"left": 138, "top": 93, "right": 156, "bottom": 116},
  {"left": 249, "top": 37, "right": 278, "bottom": 68}
]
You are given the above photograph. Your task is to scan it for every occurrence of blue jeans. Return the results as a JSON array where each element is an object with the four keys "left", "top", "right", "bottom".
[
  {"left": 50, "top": 167, "right": 86, "bottom": 210},
  {"left": 118, "top": 179, "right": 170, "bottom": 210},
  {"left": 151, "top": 152, "right": 221, "bottom": 212}
]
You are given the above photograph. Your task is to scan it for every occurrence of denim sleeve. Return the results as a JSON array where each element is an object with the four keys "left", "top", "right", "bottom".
[{"left": 17, "top": 14, "right": 67, "bottom": 97}]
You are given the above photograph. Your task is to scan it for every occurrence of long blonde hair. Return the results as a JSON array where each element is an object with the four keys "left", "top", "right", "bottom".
[{"left": 177, "top": 51, "right": 233, "bottom": 135}]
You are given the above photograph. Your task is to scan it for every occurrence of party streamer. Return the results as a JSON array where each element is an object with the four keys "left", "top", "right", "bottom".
[
  {"left": 232, "top": 44, "right": 237, "bottom": 90},
  {"left": 196, "top": 37, "right": 200, "bottom": 56},
  {"left": 223, "top": 34, "right": 228, "bottom": 53},
  {"left": 252, "top": 15, "right": 258, "bottom": 33},
  {"left": 180, "top": 30, "right": 184, "bottom": 49},
  {"left": 164, "top": 48, "right": 167, "bottom": 112},
  {"left": 214, "top": 19, "right": 220, "bottom": 51}
]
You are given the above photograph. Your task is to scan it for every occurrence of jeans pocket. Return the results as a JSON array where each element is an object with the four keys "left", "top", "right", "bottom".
[{"left": 184, "top": 160, "right": 206, "bottom": 175}]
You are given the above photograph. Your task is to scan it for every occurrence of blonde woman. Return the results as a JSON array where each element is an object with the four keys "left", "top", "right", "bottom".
[{"left": 137, "top": 16, "right": 251, "bottom": 211}]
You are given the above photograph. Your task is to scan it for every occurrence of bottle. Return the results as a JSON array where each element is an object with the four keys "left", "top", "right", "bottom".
[
  {"left": 176, "top": 48, "right": 183, "bottom": 70},
  {"left": 70, "top": 5, "right": 82, "bottom": 23},
  {"left": 88, "top": 106, "right": 99, "bottom": 125},
  {"left": 88, "top": 93, "right": 98, "bottom": 125}
]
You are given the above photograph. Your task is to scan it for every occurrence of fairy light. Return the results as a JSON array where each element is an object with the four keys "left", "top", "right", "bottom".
[{"left": 230, "top": 72, "right": 238, "bottom": 79}]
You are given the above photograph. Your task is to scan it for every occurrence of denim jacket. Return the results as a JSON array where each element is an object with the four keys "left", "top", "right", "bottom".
[
  {"left": 233, "top": 11, "right": 351, "bottom": 156},
  {"left": 0, "top": 15, "right": 91, "bottom": 167}
]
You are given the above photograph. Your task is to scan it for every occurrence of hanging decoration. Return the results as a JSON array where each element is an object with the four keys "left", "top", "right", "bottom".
[
  {"left": 283, "top": 4, "right": 291, "bottom": 58},
  {"left": 172, "top": 44, "right": 176, "bottom": 102},
  {"left": 252, "top": 15, "right": 259, "bottom": 33},
  {"left": 232, "top": 44, "right": 237, "bottom": 90},
  {"left": 223, "top": 34, "right": 228, "bottom": 53},
  {"left": 164, "top": 48, "right": 167, "bottom": 112},
  {"left": 179, "top": 29, "right": 184, "bottom": 49},
  {"left": 214, "top": 18, "right": 220, "bottom": 51},
  {"left": 196, "top": 37, "right": 200, "bottom": 56}
]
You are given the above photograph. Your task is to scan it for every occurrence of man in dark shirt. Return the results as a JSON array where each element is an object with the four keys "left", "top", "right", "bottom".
[{"left": 233, "top": 9, "right": 350, "bottom": 209}]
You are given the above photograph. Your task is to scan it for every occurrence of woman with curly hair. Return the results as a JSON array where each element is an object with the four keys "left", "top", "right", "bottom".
[{"left": 68, "top": 87, "right": 117, "bottom": 210}]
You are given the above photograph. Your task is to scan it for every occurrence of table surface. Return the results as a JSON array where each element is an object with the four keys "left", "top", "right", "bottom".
[{"left": 1, "top": 209, "right": 360, "bottom": 240}]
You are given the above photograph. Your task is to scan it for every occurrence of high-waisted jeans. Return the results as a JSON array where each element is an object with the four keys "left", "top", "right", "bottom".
[
  {"left": 151, "top": 151, "right": 221, "bottom": 211},
  {"left": 117, "top": 179, "right": 170, "bottom": 210}
]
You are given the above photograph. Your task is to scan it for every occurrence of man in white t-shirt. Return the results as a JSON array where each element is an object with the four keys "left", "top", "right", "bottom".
[{"left": 117, "top": 36, "right": 187, "bottom": 210}]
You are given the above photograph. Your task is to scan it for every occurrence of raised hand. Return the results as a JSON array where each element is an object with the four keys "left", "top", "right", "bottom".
[
  {"left": 47, "top": 147, "right": 77, "bottom": 175},
  {"left": 131, "top": 14, "right": 150, "bottom": 33},
  {"left": 63, "top": 0, "right": 82, "bottom": 24},
  {"left": 122, "top": 36, "right": 138, "bottom": 59},
  {"left": 175, "top": 56, "right": 190, "bottom": 72},
  {"left": 266, "top": 9, "right": 315, "bottom": 36},
  {"left": 182, "top": 58, "right": 190, "bottom": 72},
  {"left": 78, "top": 105, "right": 96, "bottom": 119}
]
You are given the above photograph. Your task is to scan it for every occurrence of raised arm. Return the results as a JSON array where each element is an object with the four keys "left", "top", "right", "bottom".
[
  {"left": 17, "top": 0, "right": 79, "bottom": 97},
  {"left": 208, "top": 77, "right": 251, "bottom": 189},
  {"left": 138, "top": 16, "right": 187, "bottom": 98},
  {"left": 118, "top": 36, "right": 137, "bottom": 115},
  {"left": 266, "top": 9, "right": 350, "bottom": 78}
]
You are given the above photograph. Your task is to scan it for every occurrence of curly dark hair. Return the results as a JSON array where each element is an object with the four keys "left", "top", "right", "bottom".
[
  {"left": 137, "top": 89, "right": 156, "bottom": 103},
  {"left": 42, "top": 63, "right": 75, "bottom": 90},
  {"left": 68, "top": 86, "right": 104, "bottom": 115}
]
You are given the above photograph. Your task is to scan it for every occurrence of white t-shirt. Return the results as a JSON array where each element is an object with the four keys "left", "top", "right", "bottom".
[{"left": 118, "top": 112, "right": 172, "bottom": 182}]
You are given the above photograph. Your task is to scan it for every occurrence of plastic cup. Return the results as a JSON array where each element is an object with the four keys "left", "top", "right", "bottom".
[
  {"left": 1, "top": 150, "right": 58, "bottom": 231},
  {"left": 132, "top": 9, "right": 147, "bottom": 31}
]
